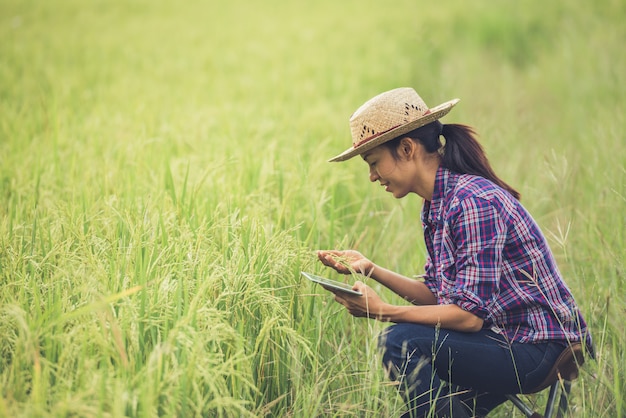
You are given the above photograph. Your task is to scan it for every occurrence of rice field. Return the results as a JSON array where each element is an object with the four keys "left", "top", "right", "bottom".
[{"left": 0, "top": 0, "right": 624, "bottom": 416}]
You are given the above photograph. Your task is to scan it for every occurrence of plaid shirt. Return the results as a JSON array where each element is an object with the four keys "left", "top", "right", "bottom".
[{"left": 422, "top": 167, "right": 591, "bottom": 348}]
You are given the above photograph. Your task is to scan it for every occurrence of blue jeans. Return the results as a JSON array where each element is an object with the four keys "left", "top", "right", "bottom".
[{"left": 378, "top": 323, "right": 565, "bottom": 417}]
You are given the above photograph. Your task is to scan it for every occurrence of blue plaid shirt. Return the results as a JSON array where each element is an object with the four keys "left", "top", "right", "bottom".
[{"left": 422, "top": 167, "right": 591, "bottom": 348}]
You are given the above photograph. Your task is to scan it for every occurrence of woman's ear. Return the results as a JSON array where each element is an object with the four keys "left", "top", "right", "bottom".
[{"left": 398, "top": 137, "right": 416, "bottom": 160}]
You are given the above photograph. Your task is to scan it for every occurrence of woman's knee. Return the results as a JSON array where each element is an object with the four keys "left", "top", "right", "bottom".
[{"left": 378, "top": 323, "right": 435, "bottom": 368}]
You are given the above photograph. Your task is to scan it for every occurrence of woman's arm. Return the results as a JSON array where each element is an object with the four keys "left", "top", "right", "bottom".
[
  {"left": 367, "top": 264, "right": 437, "bottom": 306},
  {"left": 335, "top": 281, "right": 484, "bottom": 332},
  {"left": 317, "top": 250, "right": 437, "bottom": 305},
  {"left": 378, "top": 302, "right": 484, "bottom": 332}
]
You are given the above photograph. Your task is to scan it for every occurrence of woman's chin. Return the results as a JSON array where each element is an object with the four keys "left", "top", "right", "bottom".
[{"left": 391, "top": 190, "right": 408, "bottom": 199}]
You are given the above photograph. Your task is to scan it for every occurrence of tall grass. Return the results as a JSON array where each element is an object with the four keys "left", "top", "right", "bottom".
[{"left": 1, "top": 0, "right": 624, "bottom": 416}]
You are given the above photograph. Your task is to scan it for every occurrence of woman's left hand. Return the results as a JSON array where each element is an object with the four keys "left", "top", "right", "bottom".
[{"left": 329, "top": 281, "right": 389, "bottom": 320}]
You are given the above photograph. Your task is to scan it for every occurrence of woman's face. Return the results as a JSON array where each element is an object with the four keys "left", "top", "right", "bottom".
[{"left": 362, "top": 145, "right": 416, "bottom": 199}]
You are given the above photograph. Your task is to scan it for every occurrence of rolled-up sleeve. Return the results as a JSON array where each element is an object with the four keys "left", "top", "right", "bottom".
[
  {"left": 439, "top": 197, "right": 506, "bottom": 320},
  {"left": 422, "top": 255, "right": 439, "bottom": 297}
]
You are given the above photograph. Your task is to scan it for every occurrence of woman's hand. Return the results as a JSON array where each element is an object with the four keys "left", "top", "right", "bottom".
[
  {"left": 330, "top": 282, "right": 483, "bottom": 330},
  {"left": 316, "top": 250, "right": 374, "bottom": 276},
  {"left": 330, "top": 281, "right": 389, "bottom": 320}
]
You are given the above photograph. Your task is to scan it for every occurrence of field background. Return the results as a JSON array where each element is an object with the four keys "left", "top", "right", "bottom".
[{"left": 1, "top": 0, "right": 624, "bottom": 416}]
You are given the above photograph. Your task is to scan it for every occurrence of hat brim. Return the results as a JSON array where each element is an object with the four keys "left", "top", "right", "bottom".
[{"left": 328, "top": 98, "right": 460, "bottom": 162}]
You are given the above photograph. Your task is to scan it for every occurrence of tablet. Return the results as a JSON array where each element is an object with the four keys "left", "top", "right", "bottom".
[{"left": 301, "top": 271, "right": 362, "bottom": 296}]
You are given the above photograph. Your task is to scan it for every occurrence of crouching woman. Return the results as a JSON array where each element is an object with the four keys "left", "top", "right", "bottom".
[{"left": 317, "top": 88, "right": 593, "bottom": 417}]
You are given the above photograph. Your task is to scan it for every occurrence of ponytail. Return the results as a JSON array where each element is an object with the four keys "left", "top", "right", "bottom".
[
  {"left": 384, "top": 121, "right": 521, "bottom": 200},
  {"left": 440, "top": 123, "right": 521, "bottom": 200}
]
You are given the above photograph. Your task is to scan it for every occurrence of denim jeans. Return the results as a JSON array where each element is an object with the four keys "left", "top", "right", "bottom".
[{"left": 378, "top": 323, "right": 566, "bottom": 417}]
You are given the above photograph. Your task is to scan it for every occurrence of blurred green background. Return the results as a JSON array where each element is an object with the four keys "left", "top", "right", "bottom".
[{"left": 1, "top": 0, "right": 624, "bottom": 416}]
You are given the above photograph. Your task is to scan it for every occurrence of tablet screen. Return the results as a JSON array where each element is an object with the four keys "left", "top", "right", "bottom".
[{"left": 301, "top": 271, "right": 362, "bottom": 296}]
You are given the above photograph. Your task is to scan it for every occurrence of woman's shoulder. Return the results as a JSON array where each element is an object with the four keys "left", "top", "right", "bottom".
[
  {"left": 447, "top": 173, "right": 521, "bottom": 217},
  {"left": 454, "top": 173, "right": 514, "bottom": 201}
]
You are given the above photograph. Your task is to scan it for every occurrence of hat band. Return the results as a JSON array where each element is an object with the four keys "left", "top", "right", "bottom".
[
  {"left": 353, "top": 108, "right": 434, "bottom": 149},
  {"left": 353, "top": 124, "right": 400, "bottom": 148}
]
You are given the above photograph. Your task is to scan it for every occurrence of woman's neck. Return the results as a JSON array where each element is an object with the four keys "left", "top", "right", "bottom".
[{"left": 413, "top": 158, "right": 440, "bottom": 201}]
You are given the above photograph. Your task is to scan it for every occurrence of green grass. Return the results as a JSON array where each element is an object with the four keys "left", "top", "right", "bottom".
[{"left": 1, "top": 0, "right": 625, "bottom": 416}]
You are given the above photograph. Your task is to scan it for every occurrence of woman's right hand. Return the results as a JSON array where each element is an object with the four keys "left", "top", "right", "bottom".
[{"left": 316, "top": 250, "right": 375, "bottom": 276}]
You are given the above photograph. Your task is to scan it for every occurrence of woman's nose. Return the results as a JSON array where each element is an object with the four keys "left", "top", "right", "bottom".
[{"left": 369, "top": 168, "right": 379, "bottom": 182}]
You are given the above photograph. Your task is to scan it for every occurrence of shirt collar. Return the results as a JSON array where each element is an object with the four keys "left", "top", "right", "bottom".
[{"left": 424, "top": 166, "right": 454, "bottom": 224}]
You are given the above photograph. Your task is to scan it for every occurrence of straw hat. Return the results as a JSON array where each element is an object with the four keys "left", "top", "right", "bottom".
[{"left": 329, "top": 88, "right": 460, "bottom": 162}]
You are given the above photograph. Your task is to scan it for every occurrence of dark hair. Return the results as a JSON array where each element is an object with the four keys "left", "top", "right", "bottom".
[{"left": 384, "top": 121, "right": 521, "bottom": 200}]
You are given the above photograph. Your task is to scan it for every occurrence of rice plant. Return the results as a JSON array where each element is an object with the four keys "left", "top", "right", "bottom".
[{"left": 1, "top": 0, "right": 624, "bottom": 416}]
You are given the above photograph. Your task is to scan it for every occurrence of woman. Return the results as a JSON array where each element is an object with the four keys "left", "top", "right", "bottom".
[{"left": 317, "top": 88, "right": 592, "bottom": 417}]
